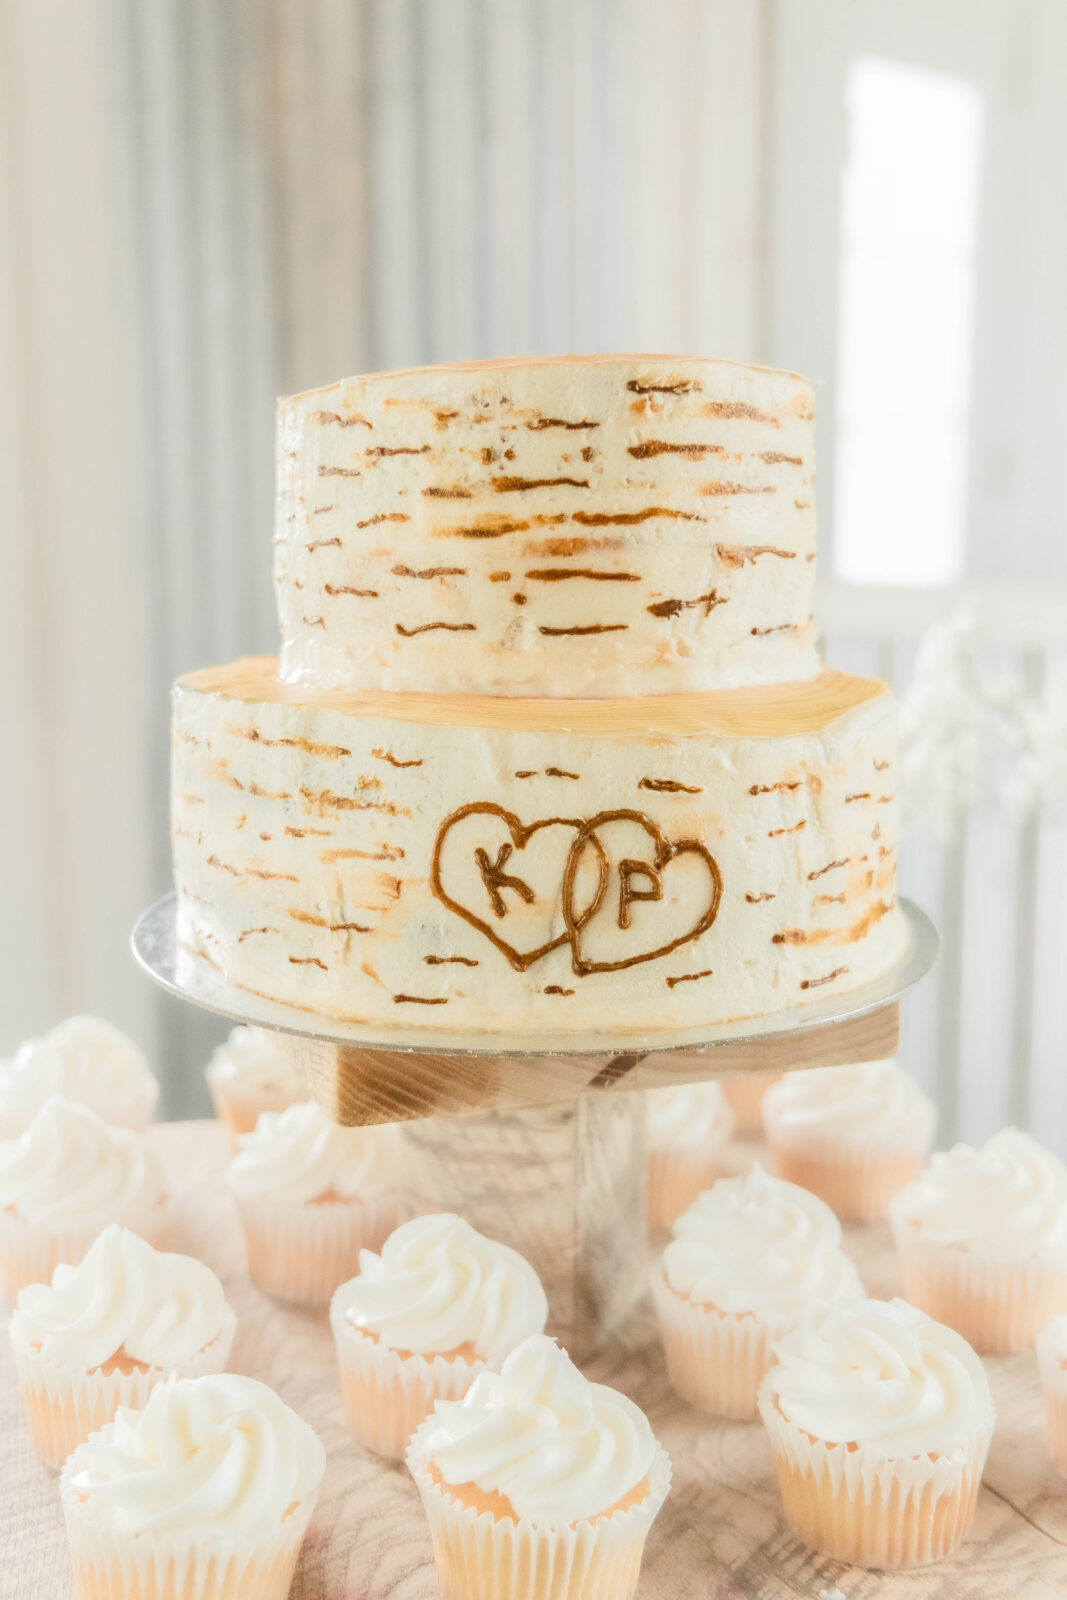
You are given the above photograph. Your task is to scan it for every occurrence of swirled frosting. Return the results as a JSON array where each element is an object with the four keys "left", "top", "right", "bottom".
[
  {"left": 205, "top": 1026, "right": 303, "bottom": 1096},
  {"left": 0, "top": 1017, "right": 158, "bottom": 1134},
  {"left": 0, "top": 1096, "right": 165, "bottom": 1235},
  {"left": 664, "top": 1165, "right": 863, "bottom": 1316},
  {"left": 645, "top": 1083, "right": 733, "bottom": 1153},
  {"left": 227, "top": 1099, "right": 403, "bottom": 1204},
  {"left": 12, "top": 1224, "right": 231, "bottom": 1370},
  {"left": 889, "top": 1127, "right": 1067, "bottom": 1257},
  {"left": 63, "top": 1373, "right": 325, "bottom": 1536},
  {"left": 762, "top": 1060, "right": 936, "bottom": 1149},
  {"left": 336, "top": 1213, "right": 548, "bottom": 1359},
  {"left": 418, "top": 1333, "right": 657, "bottom": 1523},
  {"left": 764, "top": 1296, "right": 993, "bottom": 1455}
]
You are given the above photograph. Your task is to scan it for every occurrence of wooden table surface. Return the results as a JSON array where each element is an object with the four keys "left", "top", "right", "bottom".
[{"left": 2, "top": 1119, "right": 1066, "bottom": 1600}]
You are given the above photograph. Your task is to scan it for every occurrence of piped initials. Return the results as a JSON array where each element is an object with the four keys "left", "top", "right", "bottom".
[
  {"left": 618, "top": 859, "right": 662, "bottom": 928},
  {"left": 474, "top": 842, "right": 535, "bottom": 919}
]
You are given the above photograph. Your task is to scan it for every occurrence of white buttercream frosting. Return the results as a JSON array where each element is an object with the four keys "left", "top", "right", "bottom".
[
  {"left": 227, "top": 1099, "right": 403, "bottom": 1204},
  {"left": 419, "top": 1334, "right": 657, "bottom": 1523},
  {"left": 205, "top": 1026, "right": 303, "bottom": 1097},
  {"left": 889, "top": 1127, "right": 1067, "bottom": 1258},
  {"left": 335, "top": 1213, "right": 548, "bottom": 1359},
  {"left": 764, "top": 1296, "right": 993, "bottom": 1456},
  {"left": 645, "top": 1083, "right": 733, "bottom": 1153},
  {"left": 12, "top": 1224, "right": 231, "bottom": 1371},
  {"left": 63, "top": 1373, "right": 325, "bottom": 1536},
  {"left": 0, "top": 1017, "right": 158, "bottom": 1135},
  {"left": 0, "top": 1096, "right": 165, "bottom": 1236},
  {"left": 762, "top": 1060, "right": 936, "bottom": 1150},
  {"left": 663, "top": 1165, "right": 863, "bottom": 1316}
]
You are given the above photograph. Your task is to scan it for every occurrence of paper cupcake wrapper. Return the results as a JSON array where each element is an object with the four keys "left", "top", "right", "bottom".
[
  {"left": 892, "top": 1221, "right": 1067, "bottom": 1353},
  {"left": 406, "top": 1424, "right": 671, "bottom": 1600},
  {"left": 720, "top": 1072, "right": 780, "bottom": 1136},
  {"left": 0, "top": 1198, "right": 169, "bottom": 1305},
  {"left": 235, "top": 1189, "right": 406, "bottom": 1304},
  {"left": 758, "top": 1389, "right": 992, "bottom": 1569},
  {"left": 645, "top": 1148, "right": 724, "bottom": 1234},
  {"left": 766, "top": 1136, "right": 928, "bottom": 1222},
  {"left": 11, "top": 1310, "right": 237, "bottom": 1470},
  {"left": 60, "top": 1462, "right": 317, "bottom": 1600},
  {"left": 330, "top": 1301, "right": 485, "bottom": 1460},
  {"left": 651, "top": 1268, "right": 788, "bottom": 1421},
  {"left": 206, "top": 1080, "right": 300, "bottom": 1148}
]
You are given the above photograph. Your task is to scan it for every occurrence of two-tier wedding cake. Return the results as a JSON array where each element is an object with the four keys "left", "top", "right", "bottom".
[{"left": 172, "top": 355, "right": 905, "bottom": 1034}]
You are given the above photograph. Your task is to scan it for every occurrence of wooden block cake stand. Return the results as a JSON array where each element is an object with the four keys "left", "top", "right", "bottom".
[{"left": 4, "top": 1119, "right": 1064, "bottom": 1600}]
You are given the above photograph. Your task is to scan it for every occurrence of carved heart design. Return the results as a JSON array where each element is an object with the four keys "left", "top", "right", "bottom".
[
  {"left": 431, "top": 803, "right": 608, "bottom": 972},
  {"left": 562, "top": 809, "right": 723, "bottom": 975}
]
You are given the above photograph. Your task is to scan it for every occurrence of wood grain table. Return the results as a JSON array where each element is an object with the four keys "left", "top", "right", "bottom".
[{"left": 2, "top": 1120, "right": 1066, "bottom": 1600}]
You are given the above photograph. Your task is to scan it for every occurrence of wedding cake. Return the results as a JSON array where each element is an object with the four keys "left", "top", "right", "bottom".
[{"left": 172, "top": 356, "right": 904, "bottom": 1034}]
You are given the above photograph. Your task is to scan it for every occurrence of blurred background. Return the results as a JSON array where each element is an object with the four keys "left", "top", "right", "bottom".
[{"left": 2, "top": 0, "right": 1065, "bottom": 1134}]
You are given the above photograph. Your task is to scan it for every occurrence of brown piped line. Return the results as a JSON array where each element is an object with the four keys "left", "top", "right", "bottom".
[
  {"left": 299, "top": 787, "right": 406, "bottom": 818},
  {"left": 797, "top": 501, "right": 812, "bottom": 511},
  {"left": 285, "top": 826, "right": 331, "bottom": 838},
  {"left": 751, "top": 623, "right": 798, "bottom": 636},
  {"left": 873, "top": 759, "right": 890, "bottom": 771},
  {"left": 357, "top": 512, "right": 410, "bottom": 528},
  {"left": 716, "top": 543, "right": 796, "bottom": 568},
  {"left": 702, "top": 481, "right": 776, "bottom": 497},
  {"left": 392, "top": 564, "right": 467, "bottom": 579},
  {"left": 769, "top": 820, "right": 807, "bottom": 837},
  {"left": 238, "top": 927, "right": 278, "bottom": 942},
  {"left": 627, "top": 379, "right": 699, "bottom": 395},
  {"left": 639, "top": 778, "right": 703, "bottom": 794},
  {"left": 302, "top": 615, "right": 326, "bottom": 627},
  {"left": 845, "top": 792, "right": 872, "bottom": 803},
  {"left": 305, "top": 538, "right": 341, "bottom": 552},
  {"left": 746, "top": 892, "right": 775, "bottom": 903},
  {"left": 451, "top": 519, "right": 529, "bottom": 538},
  {"left": 701, "top": 400, "right": 774, "bottom": 423},
  {"left": 423, "top": 486, "right": 471, "bottom": 499},
  {"left": 809, "top": 859, "right": 848, "bottom": 880},
  {"left": 318, "top": 465, "right": 361, "bottom": 477},
  {"left": 232, "top": 727, "right": 351, "bottom": 759},
  {"left": 525, "top": 567, "right": 640, "bottom": 583},
  {"left": 544, "top": 985, "right": 575, "bottom": 995},
  {"left": 648, "top": 589, "right": 726, "bottom": 619},
  {"left": 319, "top": 847, "right": 403, "bottom": 863},
  {"left": 310, "top": 409, "right": 371, "bottom": 429},
  {"left": 289, "top": 955, "right": 328, "bottom": 970},
  {"left": 572, "top": 507, "right": 703, "bottom": 526},
  {"left": 493, "top": 475, "right": 590, "bottom": 492},
  {"left": 311, "top": 504, "right": 334, "bottom": 516},
  {"left": 760, "top": 452, "right": 803, "bottom": 465},
  {"left": 366, "top": 445, "right": 429, "bottom": 456},
  {"left": 877, "top": 794, "right": 896, "bottom": 804},
  {"left": 538, "top": 623, "right": 628, "bottom": 636},
  {"left": 490, "top": 571, "right": 511, "bottom": 581},
  {"left": 425, "top": 954, "right": 478, "bottom": 967},
  {"left": 666, "top": 968, "right": 714, "bottom": 988},
  {"left": 627, "top": 440, "right": 724, "bottom": 459},
  {"left": 750, "top": 781, "right": 801, "bottom": 795},
  {"left": 546, "top": 767, "right": 580, "bottom": 780},
  {"left": 396, "top": 621, "right": 477, "bottom": 636},
  {"left": 801, "top": 967, "right": 849, "bottom": 990},
  {"left": 371, "top": 749, "right": 423, "bottom": 768},
  {"left": 515, "top": 770, "right": 537, "bottom": 778},
  {"left": 287, "top": 911, "right": 371, "bottom": 933},
  {"left": 206, "top": 854, "right": 239, "bottom": 876},
  {"left": 247, "top": 866, "right": 299, "bottom": 882},
  {"left": 814, "top": 893, "right": 846, "bottom": 906},
  {"left": 526, "top": 417, "right": 600, "bottom": 431},
  {"left": 393, "top": 993, "right": 448, "bottom": 1005}
]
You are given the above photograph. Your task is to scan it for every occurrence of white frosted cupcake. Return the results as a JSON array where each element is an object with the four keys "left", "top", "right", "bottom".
[
  {"left": 228, "top": 1099, "right": 406, "bottom": 1303},
  {"left": 721, "top": 1071, "right": 782, "bottom": 1136},
  {"left": 890, "top": 1127, "right": 1067, "bottom": 1352},
  {"left": 0, "top": 1097, "right": 167, "bottom": 1302},
  {"left": 408, "top": 1334, "right": 670, "bottom": 1600},
  {"left": 1037, "top": 1315, "right": 1067, "bottom": 1475},
  {"left": 0, "top": 1017, "right": 158, "bottom": 1138},
  {"left": 205, "top": 1026, "right": 304, "bottom": 1147},
  {"left": 645, "top": 1082, "right": 734, "bottom": 1232},
  {"left": 60, "top": 1373, "right": 325, "bottom": 1600},
  {"left": 652, "top": 1165, "right": 863, "bottom": 1419},
  {"left": 759, "top": 1296, "right": 994, "bottom": 1568},
  {"left": 10, "top": 1224, "right": 236, "bottom": 1468},
  {"left": 331, "top": 1212, "right": 548, "bottom": 1460},
  {"left": 762, "top": 1060, "right": 936, "bottom": 1220}
]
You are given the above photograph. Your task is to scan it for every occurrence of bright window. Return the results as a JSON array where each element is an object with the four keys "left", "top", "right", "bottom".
[{"left": 834, "top": 57, "right": 983, "bottom": 586}]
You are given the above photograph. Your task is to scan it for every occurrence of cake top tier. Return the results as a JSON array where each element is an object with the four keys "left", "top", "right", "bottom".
[{"left": 275, "top": 354, "right": 819, "bottom": 697}]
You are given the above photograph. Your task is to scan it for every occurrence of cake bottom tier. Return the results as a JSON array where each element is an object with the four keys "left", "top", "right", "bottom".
[{"left": 172, "top": 659, "right": 906, "bottom": 1035}]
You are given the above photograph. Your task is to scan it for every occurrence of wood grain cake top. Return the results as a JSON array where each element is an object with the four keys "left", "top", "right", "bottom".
[{"left": 179, "top": 658, "right": 888, "bottom": 738}]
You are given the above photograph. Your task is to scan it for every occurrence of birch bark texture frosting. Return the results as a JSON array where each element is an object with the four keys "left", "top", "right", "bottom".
[{"left": 276, "top": 355, "right": 820, "bottom": 697}]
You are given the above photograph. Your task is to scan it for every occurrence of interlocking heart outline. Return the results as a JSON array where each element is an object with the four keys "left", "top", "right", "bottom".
[{"left": 431, "top": 802, "right": 723, "bottom": 975}]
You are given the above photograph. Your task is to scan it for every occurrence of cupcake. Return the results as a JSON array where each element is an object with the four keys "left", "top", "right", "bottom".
[
  {"left": 0, "top": 1096, "right": 167, "bottom": 1302},
  {"left": 759, "top": 1296, "right": 994, "bottom": 1568},
  {"left": 407, "top": 1334, "right": 671, "bottom": 1600},
  {"left": 0, "top": 1016, "right": 158, "bottom": 1138},
  {"left": 60, "top": 1372, "right": 325, "bottom": 1600},
  {"left": 10, "top": 1223, "right": 236, "bottom": 1468},
  {"left": 890, "top": 1127, "right": 1067, "bottom": 1352},
  {"left": 1037, "top": 1315, "right": 1067, "bottom": 1475},
  {"left": 652, "top": 1165, "right": 863, "bottom": 1419},
  {"left": 645, "top": 1081, "right": 734, "bottom": 1232},
  {"left": 331, "top": 1212, "right": 549, "bottom": 1460},
  {"left": 205, "top": 1025, "right": 304, "bottom": 1146},
  {"left": 721, "top": 1071, "right": 781, "bottom": 1136},
  {"left": 228, "top": 1099, "right": 406, "bottom": 1303},
  {"left": 762, "top": 1060, "right": 936, "bottom": 1221}
]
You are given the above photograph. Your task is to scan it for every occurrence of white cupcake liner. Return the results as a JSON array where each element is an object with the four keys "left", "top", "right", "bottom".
[
  {"left": 651, "top": 1267, "right": 788, "bottom": 1420},
  {"left": 60, "top": 1459, "right": 317, "bottom": 1600},
  {"left": 206, "top": 1080, "right": 299, "bottom": 1148},
  {"left": 235, "top": 1189, "right": 406, "bottom": 1304},
  {"left": 0, "top": 1198, "right": 169, "bottom": 1305},
  {"left": 646, "top": 1147, "right": 723, "bottom": 1234},
  {"left": 766, "top": 1131, "right": 929, "bottom": 1222},
  {"left": 758, "top": 1388, "right": 992, "bottom": 1568},
  {"left": 406, "top": 1422, "right": 671, "bottom": 1600},
  {"left": 891, "top": 1220, "right": 1067, "bottom": 1353},
  {"left": 330, "top": 1298, "right": 485, "bottom": 1460},
  {"left": 10, "top": 1310, "right": 237, "bottom": 1470}
]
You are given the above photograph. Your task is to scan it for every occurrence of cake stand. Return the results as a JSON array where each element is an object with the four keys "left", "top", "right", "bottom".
[{"left": 132, "top": 894, "right": 937, "bottom": 1356}]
